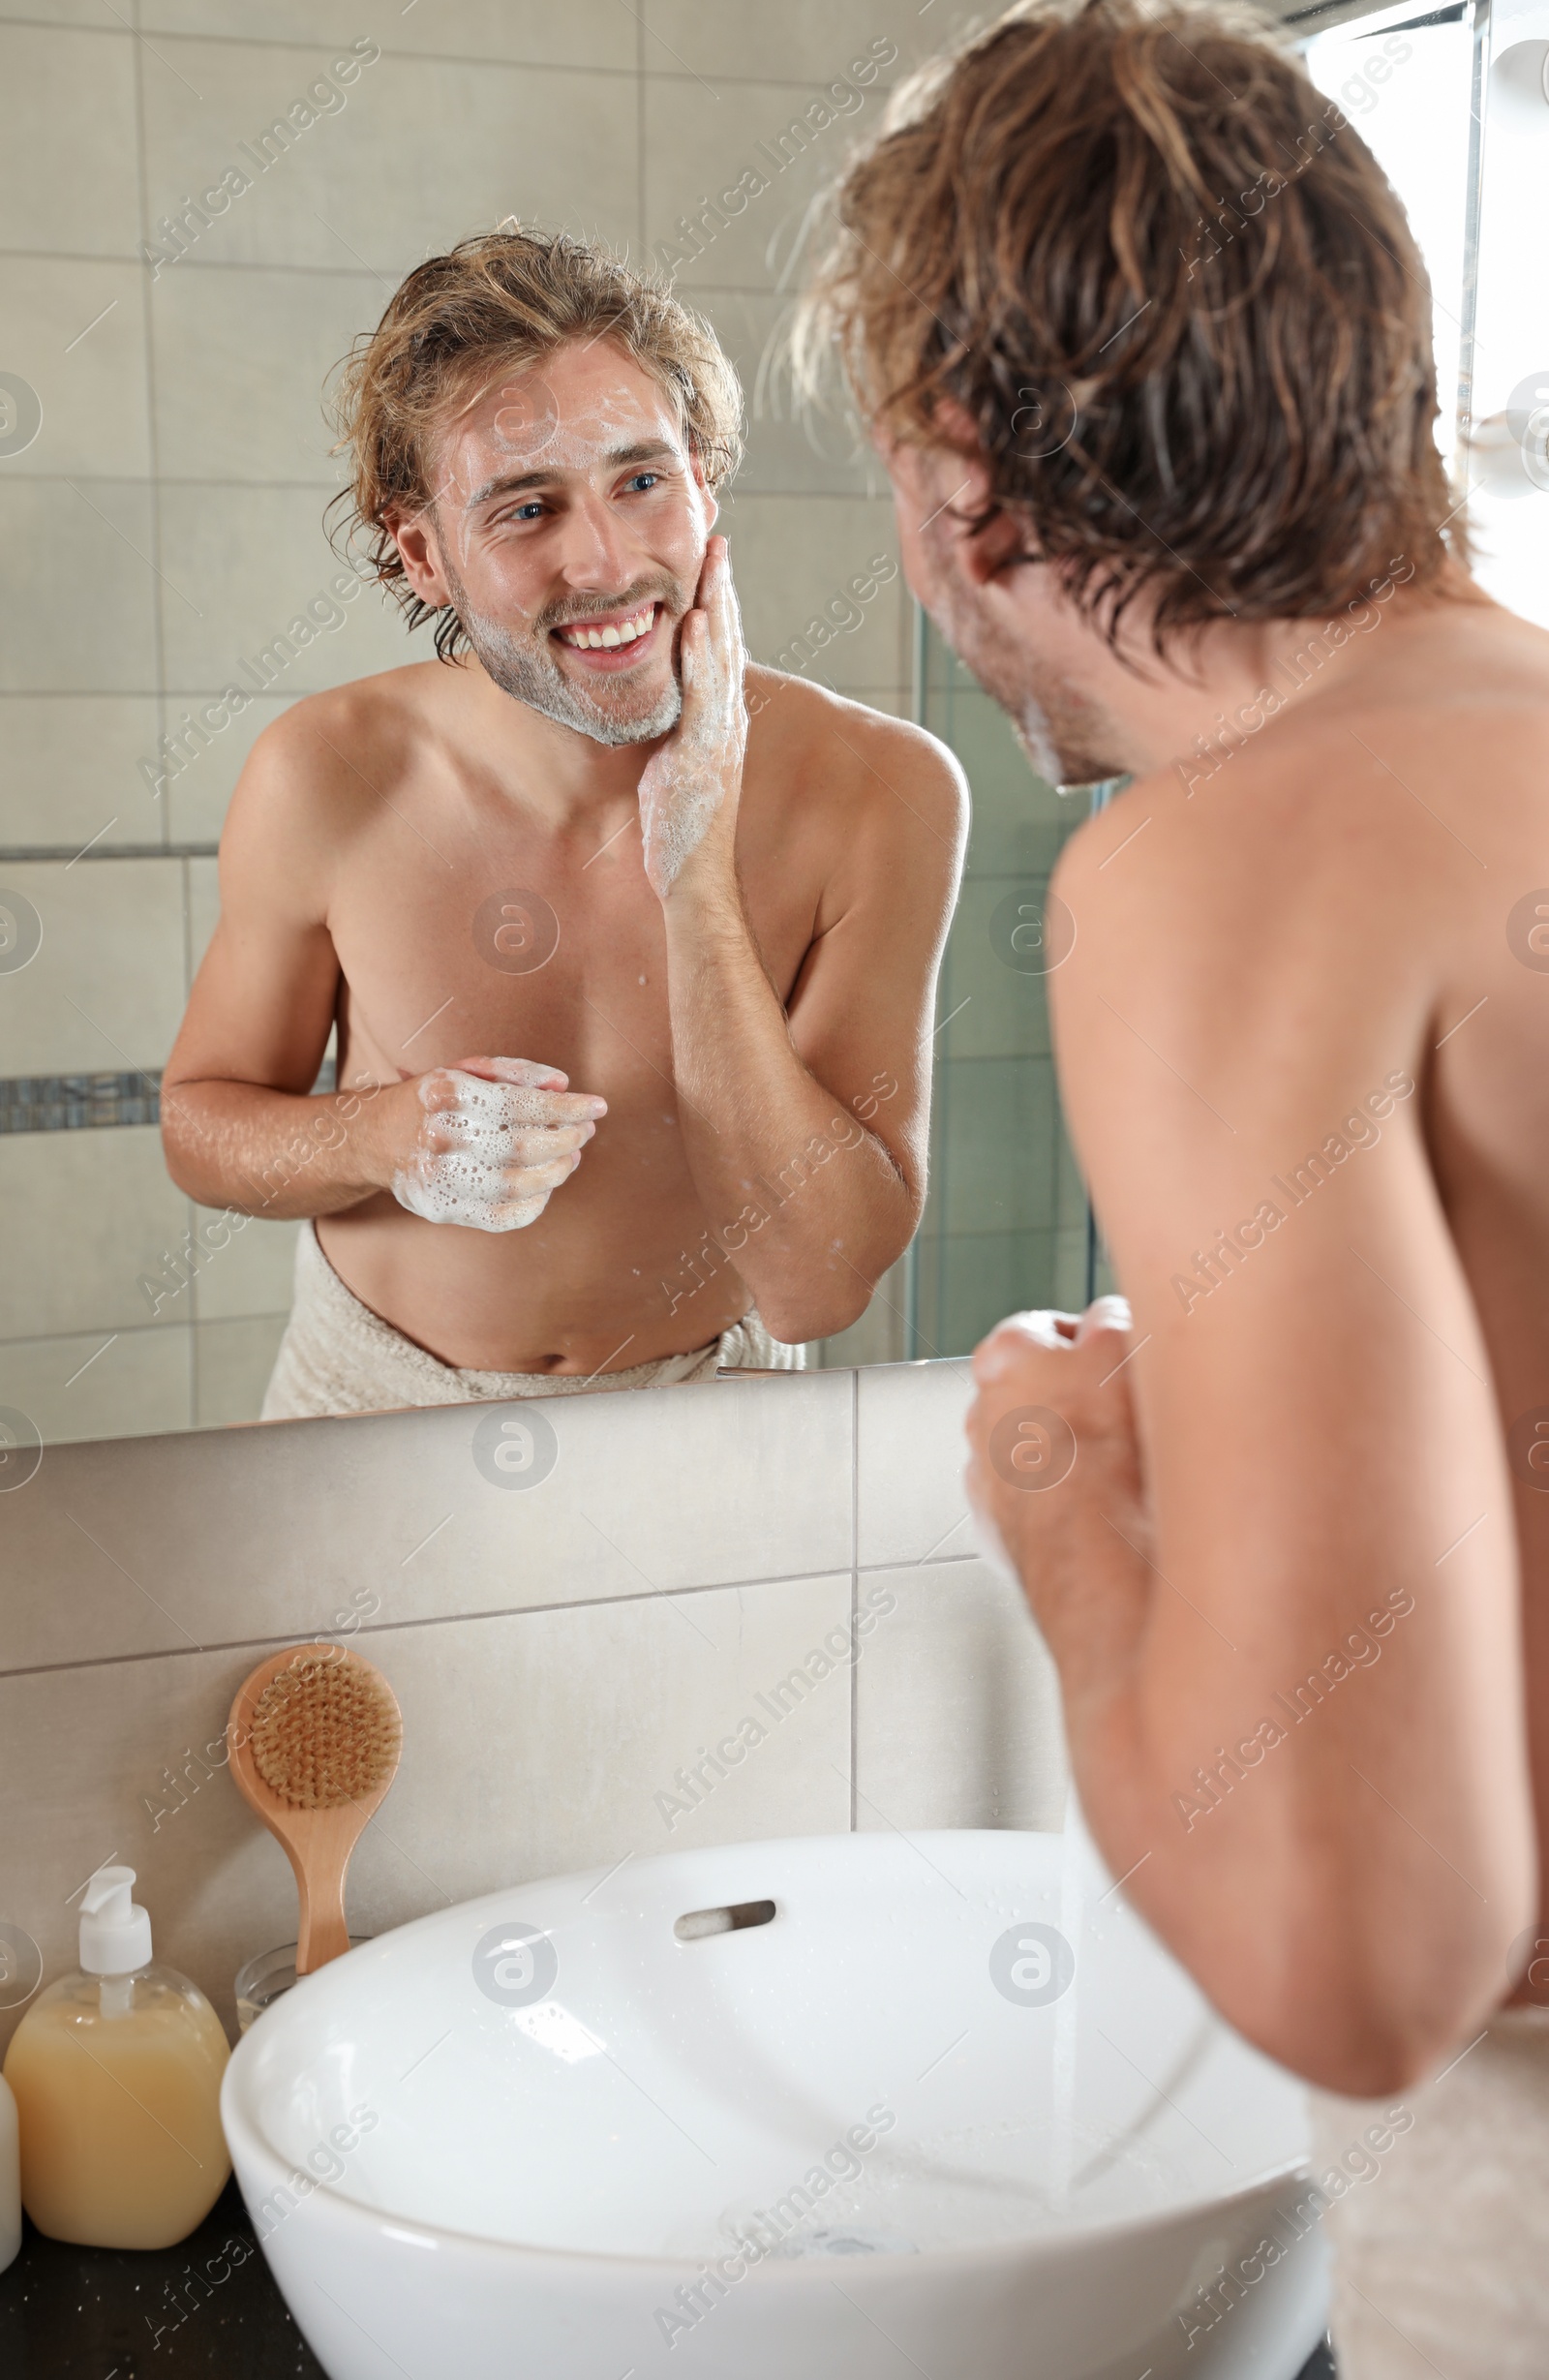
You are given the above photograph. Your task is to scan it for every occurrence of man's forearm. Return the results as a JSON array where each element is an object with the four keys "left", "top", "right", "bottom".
[
  {"left": 1030, "top": 1502, "right": 1527, "bottom": 2092},
  {"left": 661, "top": 883, "right": 915, "bottom": 1341},
  {"left": 161, "top": 1075, "right": 390, "bottom": 1218}
]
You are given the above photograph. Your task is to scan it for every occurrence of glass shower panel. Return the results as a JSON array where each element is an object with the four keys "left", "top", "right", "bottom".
[{"left": 909, "top": 617, "right": 1099, "bottom": 1359}]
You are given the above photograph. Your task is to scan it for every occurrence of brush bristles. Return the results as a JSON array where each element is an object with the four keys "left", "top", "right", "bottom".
[{"left": 251, "top": 1648, "right": 401, "bottom": 1810}]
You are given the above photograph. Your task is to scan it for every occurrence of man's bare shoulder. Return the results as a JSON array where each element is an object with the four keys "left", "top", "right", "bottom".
[
  {"left": 744, "top": 664, "right": 968, "bottom": 850},
  {"left": 1060, "top": 656, "right": 1549, "bottom": 968},
  {"left": 237, "top": 660, "right": 450, "bottom": 815},
  {"left": 220, "top": 660, "right": 454, "bottom": 892}
]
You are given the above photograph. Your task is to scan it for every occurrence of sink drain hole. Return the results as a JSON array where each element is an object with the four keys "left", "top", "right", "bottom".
[
  {"left": 775, "top": 2227, "right": 918, "bottom": 2259},
  {"left": 674, "top": 1898, "right": 776, "bottom": 1942}
]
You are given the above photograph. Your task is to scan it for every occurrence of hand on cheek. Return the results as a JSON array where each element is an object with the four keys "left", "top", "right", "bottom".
[{"left": 637, "top": 535, "right": 748, "bottom": 901}]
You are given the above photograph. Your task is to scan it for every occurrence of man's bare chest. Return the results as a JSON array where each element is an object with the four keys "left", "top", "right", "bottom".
[
  {"left": 326, "top": 830, "right": 679, "bottom": 1096},
  {"left": 320, "top": 788, "right": 817, "bottom": 1097}
]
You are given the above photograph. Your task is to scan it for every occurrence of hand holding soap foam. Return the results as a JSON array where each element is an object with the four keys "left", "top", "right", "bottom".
[{"left": 2, "top": 1866, "right": 230, "bottom": 2248}]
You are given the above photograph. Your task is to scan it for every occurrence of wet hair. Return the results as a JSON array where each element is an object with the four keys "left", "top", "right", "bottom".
[
  {"left": 329, "top": 226, "right": 744, "bottom": 661},
  {"left": 794, "top": 0, "right": 1463, "bottom": 656}
]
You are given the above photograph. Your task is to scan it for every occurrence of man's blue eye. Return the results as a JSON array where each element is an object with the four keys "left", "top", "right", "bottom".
[
  {"left": 624, "top": 473, "right": 660, "bottom": 493},
  {"left": 513, "top": 502, "right": 546, "bottom": 521}
]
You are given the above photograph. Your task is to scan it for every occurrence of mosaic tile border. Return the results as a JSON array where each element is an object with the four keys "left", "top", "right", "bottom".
[{"left": 0, "top": 1061, "right": 337, "bottom": 1133}]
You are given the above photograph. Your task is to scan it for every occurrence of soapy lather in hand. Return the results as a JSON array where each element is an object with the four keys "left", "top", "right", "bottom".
[
  {"left": 964, "top": 1297, "right": 1150, "bottom": 1631},
  {"left": 390, "top": 1055, "right": 606, "bottom": 1233},
  {"left": 636, "top": 534, "right": 748, "bottom": 900}
]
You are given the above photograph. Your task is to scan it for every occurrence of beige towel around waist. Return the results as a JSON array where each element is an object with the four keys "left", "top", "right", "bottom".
[
  {"left": 260, "top": 1219, "right": 805, "bottom": 1420},
  {"left": 1306, "top": 2003, "right": 1549, "bottom": 2377}
]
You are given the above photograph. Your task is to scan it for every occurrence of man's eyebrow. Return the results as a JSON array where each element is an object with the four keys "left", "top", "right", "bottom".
[{"left": 463, "top": 441, "right": 682, "bottom": 511}]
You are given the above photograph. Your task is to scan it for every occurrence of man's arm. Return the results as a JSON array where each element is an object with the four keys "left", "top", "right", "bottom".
[
  {"left": 966, "top": 749, "right": 1534, "bottom": 2094},
  {"left": 161, "top": 710, "right": 603, "bottom": 1228},
  {"left": 638, "top": 538, "right": 966, "bottom": 1342}
]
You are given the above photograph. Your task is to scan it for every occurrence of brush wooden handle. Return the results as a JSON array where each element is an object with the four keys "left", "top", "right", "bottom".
[{"left": 227, "top": 1642, "right": 402, "bottom": 1977}]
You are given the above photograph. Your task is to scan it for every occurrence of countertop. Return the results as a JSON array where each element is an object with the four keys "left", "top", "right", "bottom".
[
  {"left": 0, "top": 2189, "right": 1339, "bottom": 2377},
  {"left": 0, "top": 2181, "right": 322, "bottom": 2378}
]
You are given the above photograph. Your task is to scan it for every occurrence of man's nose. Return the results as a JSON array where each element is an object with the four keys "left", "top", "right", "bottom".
[{"left": 555, "top": 488, "right": 642, "bottom": 592}]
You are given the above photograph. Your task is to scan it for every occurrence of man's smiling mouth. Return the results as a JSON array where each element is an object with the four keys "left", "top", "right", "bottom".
[{"left": 553, "top": 601, "right": 660, "bottom": 655}]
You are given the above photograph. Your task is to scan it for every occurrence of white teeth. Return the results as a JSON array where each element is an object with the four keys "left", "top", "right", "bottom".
[{"left": 562, "top": 605, "right": 653, "bottom": 651}]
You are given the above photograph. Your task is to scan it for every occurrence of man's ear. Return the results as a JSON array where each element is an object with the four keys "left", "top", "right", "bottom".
[
  {"left": 382, "top": 506, "right": 452, "bottom": 608},
  {"left": 687, "top": 448, "right": 718, "bottom": 536},
  {"left": 957, "top": 500, "right": 1033, "bottom": 589},
  {"left": 919, "top": 449, "right": 1029, "bottom": 590},
  {"left": 914, "top": 402, "right": 1032, "bottom": 588}
]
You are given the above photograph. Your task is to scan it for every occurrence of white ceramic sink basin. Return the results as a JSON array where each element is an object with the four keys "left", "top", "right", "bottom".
[{"left": 222, "top": 1827, "right": 1327, "bottom": 2379}]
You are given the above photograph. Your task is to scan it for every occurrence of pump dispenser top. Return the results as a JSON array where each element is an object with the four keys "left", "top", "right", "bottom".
[{"left": 78, "top": 1866, "right": 152, "bottom": 1977}]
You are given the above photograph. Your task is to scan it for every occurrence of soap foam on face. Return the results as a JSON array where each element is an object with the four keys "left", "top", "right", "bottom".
[{"left": 436, "top": 373, "right": 694, "bottom": 751}]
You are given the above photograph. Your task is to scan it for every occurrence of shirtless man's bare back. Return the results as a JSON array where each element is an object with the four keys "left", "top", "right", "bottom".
[
  {"left": 162, "top": 232, "right": 964, "bottom": 1400},
  {"left": 803, "top": 6, "right": 1548, "bottom": 2371}
]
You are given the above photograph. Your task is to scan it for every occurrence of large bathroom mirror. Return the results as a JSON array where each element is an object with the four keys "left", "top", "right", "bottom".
[{"left": 0, "top": 0, "right": 1503, "bottom": 1449}]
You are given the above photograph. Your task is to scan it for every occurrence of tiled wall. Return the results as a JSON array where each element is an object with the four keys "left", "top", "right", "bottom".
[
  {"left": 0, "top": 0, "right": 983, "bottom": 1441},
  {"left": 0, "top": 1360, "right": 1066, "bottom": 2053}
]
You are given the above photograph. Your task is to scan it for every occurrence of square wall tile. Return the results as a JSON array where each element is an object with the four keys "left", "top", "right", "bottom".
[
  {"left": 0, "top": 481, "right": 159, "bottom": 696},
  {"left": 0, "top": 25, "right": 139, "bottom": 258},
  {"left": 644, "top": 75, "right": 879, "bottom": 293},
  {"left": 0, "top": 259, "right": 150, "bottom": 480},
  {"left": 857, "top": 1356, "right": 974, "bottom": 1569},
  {"left": 0, "top": 0, "right": 116, "bottom": 18},
  {"left": 697, "top": 290, "right": 888, "bottom": 500},
  {"left": 913, "top": 1227, "right": 1068, "bottom": 1366},
  {"left": 192, "top": 1313, "right": 289, "bottom": 1426},
  {"left": 933, "top": 1054, "right": 1059, "bottom": 1237},
  {"left": 189, "top": 1211, "right": 300, "bottom": 1324},
  {"left": 0, "top": 856, "right": 188, "bottom": 1077},
  {"left": 164, "top": 689, "right": 292, "bottom": 847},
  {"left": 151, "top": 263, "right": 380, "bottom": 484},
  {"left": 724, "top": 493, "right": 904, "bottom": 687},
  {"left": 0, "top": 1366, "right": 855, "bottom": 1673},
  {"left": 0, "top": 1125, "right": 189, "bottom": 1345},
  {"left": 641, "top": 4, "right": 970, "bottom": 85},
  {"left": 140, "top": 43, "right": 638, "bottom": 280},
  {"left": 0, "top": 696, "right": 164, "bottom": 853},
  {"left": 140, "top": 3, "right": 636, "bottom": 71},
  {"left": 0, "top": 1570, "right": 851, "bottom": 2052},
  {"left": 0, "top": 1322, "right": 192, "bottom": 1448},
  {"left": 934, "top": 872, "right": 1057, "bottom": 1063},
  {"left": 855, "top": 1556, "right": 1068, "bottom": 1834},
  {"left": 375, "top": 1571, "right": 853, "bottom": 1894},
  {"left": 157, "top": 484, "right": 422, "bottom": 693}
]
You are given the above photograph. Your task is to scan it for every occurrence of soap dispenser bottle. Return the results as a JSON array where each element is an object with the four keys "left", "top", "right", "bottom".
[{"left": 2, "top": 1866, "right": 231, "bottom": 2249}]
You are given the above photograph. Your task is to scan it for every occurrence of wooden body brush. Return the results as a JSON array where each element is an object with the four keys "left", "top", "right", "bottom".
[{"left": 228, "top": 1642, "right": 402, "bottom": 1975}]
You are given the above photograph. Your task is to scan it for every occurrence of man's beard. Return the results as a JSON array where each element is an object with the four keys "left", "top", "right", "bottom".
[
  {"left": 440, "top": 558, "right": 687, "bottom": 748},
  {"left": 921, "top": 549, "right": 1122, "bottom": 789}
]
